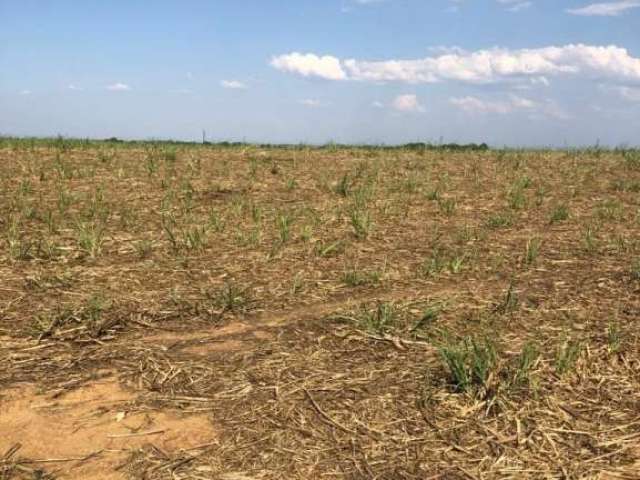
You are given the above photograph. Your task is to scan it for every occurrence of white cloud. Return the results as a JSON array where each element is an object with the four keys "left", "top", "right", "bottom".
[
  {"left": 616, "top": 86, "right": 640, "bottom": 101},
  {"left": 106, "top": 82, "right": 131, "bottom": 91},
  {"left": 19, "top": 90, "right": 31, "bottom": 95},
  {"left": 512, "top": 76, "right": 551, "bottom": 90},
  {"left": 451, "top": 96, "right": 515, "bottom": 114},
  {"left": 372, "top": 100, "right": 385, "bottom": 108},
  {"left": 221, "top": 80, "right": 247, "bottom": 89},
  {"left": 508, "top": 2, "right": 532, "bottom": 11},
  {"left": 451, "top": 94, "right": 571, "bottom": 120},
  {"left": 391, "top": 94, "right": 425, "bottom": 113},
  {"left": 567, "top": 1, "right": 640, "bottom": 16},
  {"left": 497, "top": 0, "right": 533, "bottom": 12},
  {"left": 299, "top": 99, "right": 324, "bottom": 107},
  {"left": 601, "top": 84, "right": 640, "bottom": 101},
  {"left": 509, "top": 94, "right": 538, "bottom": 109},
  {"left": 447, "top": 0, "right": 465, "bottom": 12},
  {"left": 450, "top": 94, "right": 537, "bottom": 114},
  {"left": 270, "top": 52, "right": 347, "bottom": 81},
  {"left": 449, "top": 0, "right": 532, "bottom": 12},
  {"left": 531, "top": 76, "right": 550, "bottom": 86},
  {"left": 68, "top": 84, "right": 82, "bottom": 91},
  {"left": 377, "top": 0, "right": 530, "bottom": 12},
  {"left": 272, "top": 44, "right": 640, "bottom": 85},
  {"left": 540, "top": 101, "right": 572, "bottom": 120}
]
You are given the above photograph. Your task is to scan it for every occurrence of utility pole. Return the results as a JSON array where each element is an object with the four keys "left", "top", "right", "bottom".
[{"left": 202, "top": 129, "right": 206, "bottom": 144}]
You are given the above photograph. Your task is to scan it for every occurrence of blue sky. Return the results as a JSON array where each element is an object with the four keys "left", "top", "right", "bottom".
[{"left": 1, "top": 0, "right": 639, "bottom": 146}]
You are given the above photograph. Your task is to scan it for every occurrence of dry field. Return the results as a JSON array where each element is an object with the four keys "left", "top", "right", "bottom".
[{"left": 1, "top": 139, "right": 640, "bottom": 479}]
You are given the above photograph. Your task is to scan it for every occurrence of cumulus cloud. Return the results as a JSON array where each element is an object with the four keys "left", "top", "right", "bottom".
[
  {"left": 567, "top": 1, "right": 640, "bottom": 16},
  {"left": 106, "top": 82, "right": 131, "bottom": 91},
  {"left": 68, "top": 84, "right": 82, "bottom": 91},
  {"left": 270, "top": 52, "right": 347, "bottom": 81},
  {"left": 19, "top": 90, "right": 31, "bottom": 95},
  {"left": 391, "top": 94, "right": 425, "bottom": 113},
  {"left": 271, "top": 44, "right": 640, "bottom": 85},
  {"left": 221, "top": 80, "right": 247, "bottom": 89}
]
